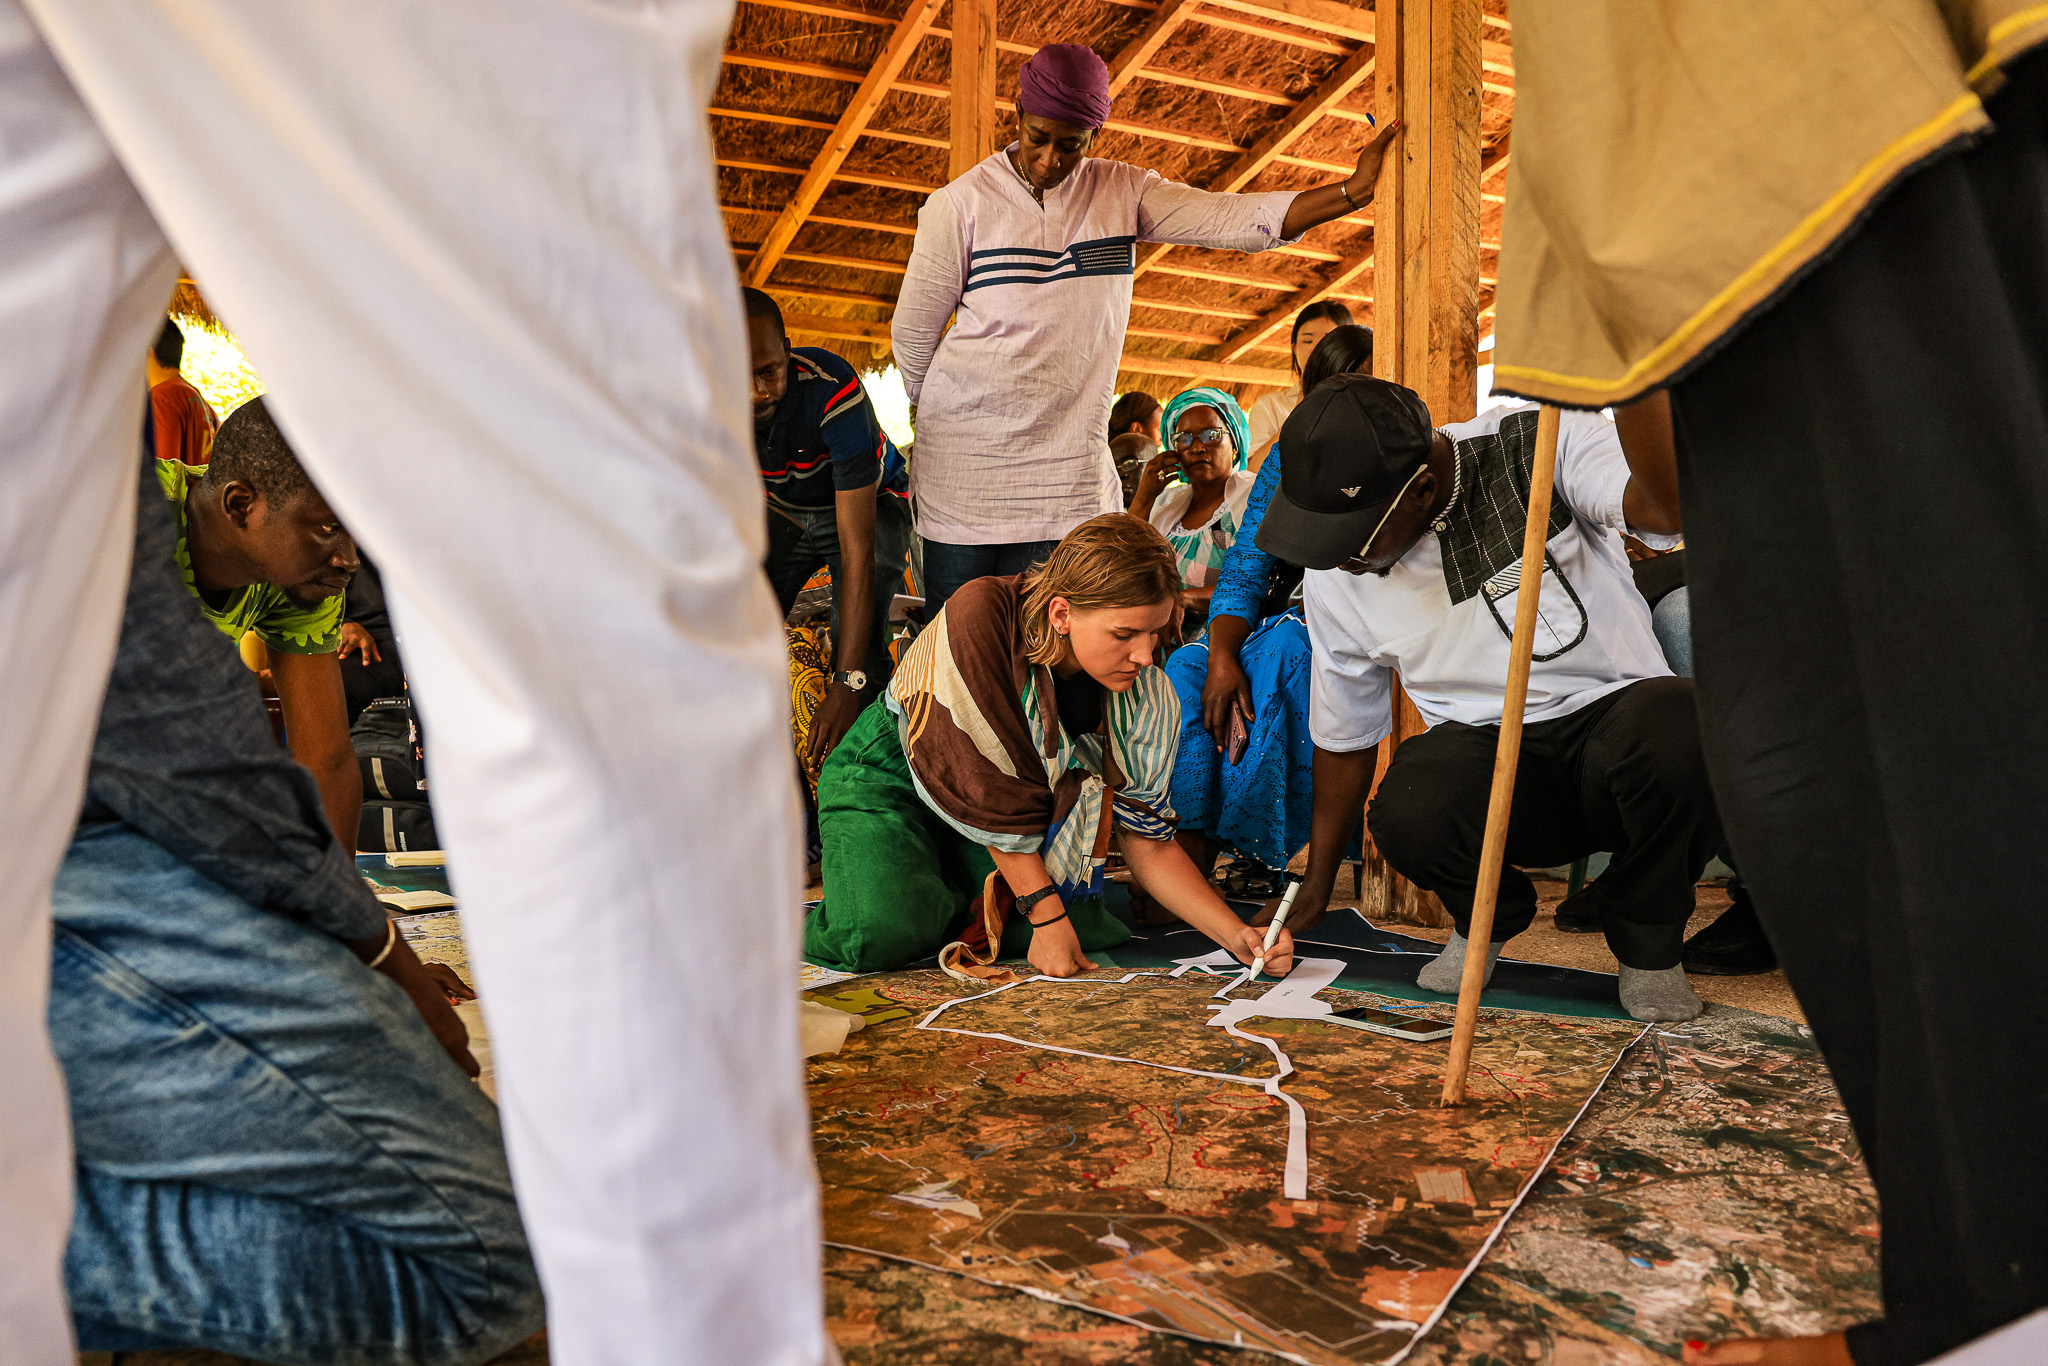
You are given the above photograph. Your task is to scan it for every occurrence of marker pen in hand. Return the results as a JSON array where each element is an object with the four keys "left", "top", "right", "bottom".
[{"left": 1251, "top": 873, "right": 1304, "bottom": 978}]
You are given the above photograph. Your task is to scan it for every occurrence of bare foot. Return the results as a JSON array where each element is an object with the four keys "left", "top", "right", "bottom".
[{"left": 1682, "top": 1331, "right": 1853, "bottom": 1366}]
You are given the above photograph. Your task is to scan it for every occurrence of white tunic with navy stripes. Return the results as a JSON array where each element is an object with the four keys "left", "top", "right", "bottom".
[{"left": 893, "top": 148, "right": 1299, "bottom": 545}]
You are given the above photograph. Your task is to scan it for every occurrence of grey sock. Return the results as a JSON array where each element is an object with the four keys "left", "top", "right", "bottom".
[
  {"left": 1618, "top": 964, "right": 1704, "bottom": 1022},
  {"left": 1417, "top": 931, "right": 1502, "bottom": 995}
]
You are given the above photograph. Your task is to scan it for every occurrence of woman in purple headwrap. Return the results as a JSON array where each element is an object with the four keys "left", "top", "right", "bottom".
[{"left": 891, "top": 42, "right": 1400, "bottom": 617}]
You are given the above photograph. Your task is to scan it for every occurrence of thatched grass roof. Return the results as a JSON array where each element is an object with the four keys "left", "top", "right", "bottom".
[{"left": 718, "top": 0, "right": 1512, "bottom": 409}]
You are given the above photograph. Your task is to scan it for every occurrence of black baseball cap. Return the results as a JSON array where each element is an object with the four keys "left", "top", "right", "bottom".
[{"left": 1255, "top": 375, "right": 1435, "bottom": 571}]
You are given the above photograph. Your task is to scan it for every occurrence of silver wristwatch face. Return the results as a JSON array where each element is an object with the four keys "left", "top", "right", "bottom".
[{"left": 840, "top": 670, "right": 868, "bottom": 691}]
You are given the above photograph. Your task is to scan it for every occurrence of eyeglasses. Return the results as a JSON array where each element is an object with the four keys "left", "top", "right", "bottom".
[{"left": 1171, "top": 427, "right": 1229, "bottom": 449}]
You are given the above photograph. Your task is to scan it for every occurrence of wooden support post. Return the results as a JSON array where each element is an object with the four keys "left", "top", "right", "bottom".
[
  {"left": 949, "top": 0, "right": 998, "bottom": 182},
  {"left": 1440, "top": 407, "right": 1560, "bottom": 1107},
  {"left": 1356, "top": 0, "right": 1483, "bottom": 930}
]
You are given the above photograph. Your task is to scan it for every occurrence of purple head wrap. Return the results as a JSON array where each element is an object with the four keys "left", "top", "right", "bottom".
[{"left": 1017, "top": 44, "right": 1112, "bottom": 130}]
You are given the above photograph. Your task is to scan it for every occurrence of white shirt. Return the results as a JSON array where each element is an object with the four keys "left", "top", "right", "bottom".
[
  {"left": 1245, "top": 388, "right": 1301, "bottom": 469},
  {"left": 892, "top": 149, "right": 1298, "bottom": 545},
  {"left": 1305, "top": 405, "right": 1677, "bottom": 751}
]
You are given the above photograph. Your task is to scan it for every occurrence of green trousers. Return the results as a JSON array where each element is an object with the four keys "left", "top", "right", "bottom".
[{"left": 803, "top": 699, "right": 1130, "bottom": 973}]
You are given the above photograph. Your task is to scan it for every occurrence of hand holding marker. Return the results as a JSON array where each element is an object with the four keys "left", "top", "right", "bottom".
[{"left": 1252, "top": 873, "right": 1304, "bottom": 978}]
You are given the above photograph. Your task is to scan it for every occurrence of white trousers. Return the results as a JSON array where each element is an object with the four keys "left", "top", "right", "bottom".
[{"left": 0, "top": 4, "right": 824, "bottom": 1364}]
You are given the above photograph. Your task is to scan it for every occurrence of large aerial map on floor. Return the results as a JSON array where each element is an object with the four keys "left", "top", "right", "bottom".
[
  {"left": 820, "top": 1003, "right": 1880, "bottom": 1366},
  {"left": 807, "top": 961, "right": 1645, "bottom": 1366}
]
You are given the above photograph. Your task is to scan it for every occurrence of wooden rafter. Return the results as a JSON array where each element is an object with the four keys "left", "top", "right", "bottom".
[
  {"left": 740, "top": 0, "right": 944, "bottom": 288},
  {"left": 1107, "top": 0, "right": 1198, "bottom": 97},
  {"left": 1149, "top": 260, "right": 1304, "bottom": 290},
  {"left": 735, "top": 241, "right": 908, "bottom": 273},
  {"left": 1115, "top": 351, "right": 1297, "bottom": 386},
  {"left": 1212, "top": 244, "right": 1373, "bottom": 361},
  {"left": 1130, "top": 35, "right": 1375, "bottom": 284},
  {"left": 720, "top": 0, "right": 1512, "bottom": 393},
  {"left": 784, "top": 312, "right": 893, "bottom": 343},
  {"left": 764, "top": 284, "right": 899, "bottom": 309},
  {"left": 1132, "top": 295, "right": 1262, "bottom": 320},
  {"left": 715, "top": 156, "right": 940, "bottom": 194},
  {"left": 744, "top": 0, "right": 1355, "bottom": 59},
  {"left": 723, "top": 48, "right": 1313, "bottom": 126},
  {"left": 1209, "top": 40, "right": 1376, "bottom": 193},
  {"left": 1480, "top": 131, "right": 1510, "bottom": 182},
  {"left": 710, "top": 105, "right": 949, "bottom": 151}
]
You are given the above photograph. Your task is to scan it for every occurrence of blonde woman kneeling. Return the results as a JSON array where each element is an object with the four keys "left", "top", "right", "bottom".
[{"left": 804, "top": 514, "right": 1296, "bottom": 978}]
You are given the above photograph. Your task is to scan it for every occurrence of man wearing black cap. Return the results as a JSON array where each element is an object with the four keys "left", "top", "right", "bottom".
[{"left": 1256, "top": 374, "right": 1720, "bottom": 1022}]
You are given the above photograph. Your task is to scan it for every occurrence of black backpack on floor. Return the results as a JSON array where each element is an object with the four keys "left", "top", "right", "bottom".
[{"left": 352, "top": 695, "right": 425, "bottom": 801}]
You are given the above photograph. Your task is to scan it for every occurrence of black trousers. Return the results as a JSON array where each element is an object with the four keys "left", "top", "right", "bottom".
[
  {"left": 765, "top": 496, "right": 913, "bottom": 688},
  {"left": 1672, "top": 47, "right": 2048, "bottom": 1366},
  {"left": 1367, "top": 677, "right": 1722, "bottom": 969}
]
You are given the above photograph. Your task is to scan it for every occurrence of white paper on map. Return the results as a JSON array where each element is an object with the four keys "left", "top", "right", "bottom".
[
  {"left": 800, "top": 999, "right": 867, "bottom": 1057},
  {"left": 374, "top": 889, "right": 456, "bottom": 911}
]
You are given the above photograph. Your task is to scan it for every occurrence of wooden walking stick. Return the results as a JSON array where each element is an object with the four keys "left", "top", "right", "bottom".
[{"left": 1440, "top": 405, "right": 1561, "bottom": 1107}]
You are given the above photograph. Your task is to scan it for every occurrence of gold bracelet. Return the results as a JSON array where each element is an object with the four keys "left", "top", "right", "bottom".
[
  {"left": 1339, "top": 181, "right": 1360, "bottom": 212},
  {"left": 367, "top": 918, "right": 399, "bottom": 968}
]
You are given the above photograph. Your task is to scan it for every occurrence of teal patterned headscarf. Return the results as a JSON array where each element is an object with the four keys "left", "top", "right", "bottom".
[{"left": 1160, "top": 387, "right": 1252, "bottom": 473}]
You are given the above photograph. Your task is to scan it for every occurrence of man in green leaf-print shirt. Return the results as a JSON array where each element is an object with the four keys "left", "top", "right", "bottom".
[{"left": 165, "top": 396, "right": 363, "bottom": 851}]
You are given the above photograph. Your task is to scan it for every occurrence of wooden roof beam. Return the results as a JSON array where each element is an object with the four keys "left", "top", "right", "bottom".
[
  {"left": 1128, "top": 323, "right": 1232, "bottom": 344},
  {"left": 715, "top": 156, "right": 940, "bottom": 194},
  {"left": 742, "top": 0, "right": 1359, "bottom": 57},
  {"left": 710, "top": 105, "right": 950, "bottom": 151},
  {"left": 1215, "top": 240, "right": 1374, "bottom": 361},
  {"left": 734, "top": 244, "right": 909, "bottom": 275},
  {"left": 783, "top": 312, "right": 893, "bottom": 344},
  {"left": 764, "top": 284, "right": 899, "bottom": 309},
  {"left": 1148, "top": 261, "right": 1307, "bottom": 290},
  {"left": 1480, "top": 131, "right": 1510, "bottom": 182},
  {"left": 1117, "top": 350, "right": 1299, "bottom": 387},
  {"left": 1107, "top": 0, "right": 1200, "bottom": 97},
  {"left": 740, "top": 0, "right": 944, "bottom": 287},
  {"left": 724, "top": 50, "right": 1312, "bottom": 122},
  {"left": 1210, "top": 42, "right": 1377, "bottom": 194},
  {"left": 1130, "top": 39, "right": 1377, "bottom": 283},
  {"left": 1132, "top": 295, "right": 1263, "bottom": 320}
]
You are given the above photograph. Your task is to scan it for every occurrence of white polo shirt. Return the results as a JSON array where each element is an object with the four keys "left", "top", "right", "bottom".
[{"left": 1305, "top": 404, "right": 1677, "bottom": 752}]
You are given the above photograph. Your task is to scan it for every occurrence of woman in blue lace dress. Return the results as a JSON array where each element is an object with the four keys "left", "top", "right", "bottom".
[{"left": 1156, "top": 327, "right": 1375, "bottom": 891}]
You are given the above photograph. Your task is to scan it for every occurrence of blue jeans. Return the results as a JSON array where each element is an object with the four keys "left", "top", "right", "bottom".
[
  {"left": 919, "top": 536, "right": 1061, "bottom": 616},
  {"left": 50, "top": 823, "right": 542, "bottom": 1364},
  {"left": 1651, "top": 586, "right": 1695, "bottom": 678}
]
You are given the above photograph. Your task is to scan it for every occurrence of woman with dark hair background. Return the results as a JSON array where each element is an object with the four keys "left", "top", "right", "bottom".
[
  {"left": 1244, "top": 302, "right": 1356, "bottom": 470},
  {"left": 1139, "top": 327, "right": 1374, "bottom": 910},
  {"left": 1108, "top": 390, "right": 1163, "bottom": 506}
]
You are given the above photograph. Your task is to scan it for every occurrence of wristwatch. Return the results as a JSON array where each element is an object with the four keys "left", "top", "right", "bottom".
[{"left": 836, "top": 669, "right": 868, "bottom": 691}]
